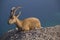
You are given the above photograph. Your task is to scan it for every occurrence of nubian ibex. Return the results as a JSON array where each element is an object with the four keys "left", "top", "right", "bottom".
[{"left": 8, "top": 6, "right": 41, "bottom": 31}]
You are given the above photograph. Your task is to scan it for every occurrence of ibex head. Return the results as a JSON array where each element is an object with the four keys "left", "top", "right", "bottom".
[{"left": 8, "top": 6, "right": 22, "bottom": 24}]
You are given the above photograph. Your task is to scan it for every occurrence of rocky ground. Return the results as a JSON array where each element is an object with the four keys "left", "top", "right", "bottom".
[{"left": 0, "top": 25, "right": 60, "bottom": 40}]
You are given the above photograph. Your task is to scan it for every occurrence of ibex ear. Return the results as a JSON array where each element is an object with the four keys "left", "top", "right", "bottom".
[
  {"left": 17, "top": 11, "right": 21, "bottom": 17},
  {"left": 11, "top": 7, "right": 16, "bottom": 15}
]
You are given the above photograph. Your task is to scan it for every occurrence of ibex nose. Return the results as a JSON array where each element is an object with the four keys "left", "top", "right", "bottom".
[{"left": 7, "top": 21, "right": 10, "bottom": 25}]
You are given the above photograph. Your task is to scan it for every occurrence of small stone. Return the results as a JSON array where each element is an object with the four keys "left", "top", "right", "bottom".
[{"left": 1, "top": 25, "right": 60, "bottom": 40}]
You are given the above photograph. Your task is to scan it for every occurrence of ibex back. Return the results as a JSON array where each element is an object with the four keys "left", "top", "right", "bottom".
[{"left": 8, "top": 6, "right": 41, "bottom": 31}]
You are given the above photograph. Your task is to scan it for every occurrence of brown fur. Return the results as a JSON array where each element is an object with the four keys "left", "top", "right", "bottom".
[{"left": 8, "top": 6, "right": 41, "bottom": 31}]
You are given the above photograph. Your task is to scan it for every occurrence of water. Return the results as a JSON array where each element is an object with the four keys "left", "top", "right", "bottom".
[{"left": 0, "top": 0, "right": 60, "bottom": 37}]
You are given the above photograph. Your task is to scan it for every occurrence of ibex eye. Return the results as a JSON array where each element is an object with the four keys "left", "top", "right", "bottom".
[
  {"left": 11, "top": 10, "right": 12, "bottom": 12},
  {"left": 11, "top": 10, "right": 14, "bottom": 12}
]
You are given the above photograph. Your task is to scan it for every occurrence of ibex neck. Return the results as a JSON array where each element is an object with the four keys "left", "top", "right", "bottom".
[{"left": 15, "top": 18, "right": 22, "bottom": 28}]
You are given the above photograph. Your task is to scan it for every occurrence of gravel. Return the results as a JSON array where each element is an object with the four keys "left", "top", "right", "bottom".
[{"left": 0, "top": 25, "right": 60, "bottom": 40}]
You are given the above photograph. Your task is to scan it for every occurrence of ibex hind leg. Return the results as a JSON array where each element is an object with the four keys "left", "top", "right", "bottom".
[
  {"left": 22, "top": 26, "right": 30, "bottom": 32},
  {"left": 35, "top": 23, "right": 41, "bottom": 29}
]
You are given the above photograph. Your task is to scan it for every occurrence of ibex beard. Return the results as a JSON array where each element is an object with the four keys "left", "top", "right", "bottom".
[{"left": 8, "top": 6, "right": 41, "bottom": 31}]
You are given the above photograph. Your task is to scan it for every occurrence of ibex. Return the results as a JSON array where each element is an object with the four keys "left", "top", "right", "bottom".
[{"left": 8, "top": 6, "right": 41, "bottom": 31}]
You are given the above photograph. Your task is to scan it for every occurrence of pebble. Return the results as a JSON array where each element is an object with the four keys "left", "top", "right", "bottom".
[{"left": 0, "top": 25, "right": 60, "bottom": 40}]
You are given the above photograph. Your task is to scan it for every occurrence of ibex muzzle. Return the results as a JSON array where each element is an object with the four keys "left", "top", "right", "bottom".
[{"left": 8, "top": 6, "right": 41, "bottom": 31}]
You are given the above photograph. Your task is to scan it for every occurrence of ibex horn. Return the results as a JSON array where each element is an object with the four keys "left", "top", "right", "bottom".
[
  {"left": 11, "top": 6, "right": 22, "bottom": 15},
  {"left": 14, "top": 6, "right": 22, "bottom": 15}
]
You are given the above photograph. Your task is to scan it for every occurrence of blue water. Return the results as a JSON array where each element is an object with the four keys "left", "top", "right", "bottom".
[{"left": 0, "top": 0, "right": 60, "bottom": 37}]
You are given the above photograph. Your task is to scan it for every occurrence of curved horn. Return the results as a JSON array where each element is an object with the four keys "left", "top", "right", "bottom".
[
  {"left": 11, "top": 7, "right": 16, "bottom": 15},
  {"left": 17, "top": 11, "right": 21, "bottom": 17},
  {"left": 11, "top": 6, "right": 22, "bottom": 15},
  {"left": 14, "top": 6, "right": 22, "bottom": 15},
  {"left": 11, "top": 7, "right": 16, "bottom": 10}
]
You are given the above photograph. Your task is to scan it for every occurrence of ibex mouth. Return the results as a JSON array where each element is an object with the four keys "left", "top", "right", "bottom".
[
  {"left": 7, "top": 21, "right": 11, "bottom": 25},
  {"left": 7, "top": 22, "right": 10, "bottom": 25}
]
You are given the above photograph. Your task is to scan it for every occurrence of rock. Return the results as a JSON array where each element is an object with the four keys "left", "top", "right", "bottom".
[{"left": 0, "top": 25, "right": 60, "bottom": 40}]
